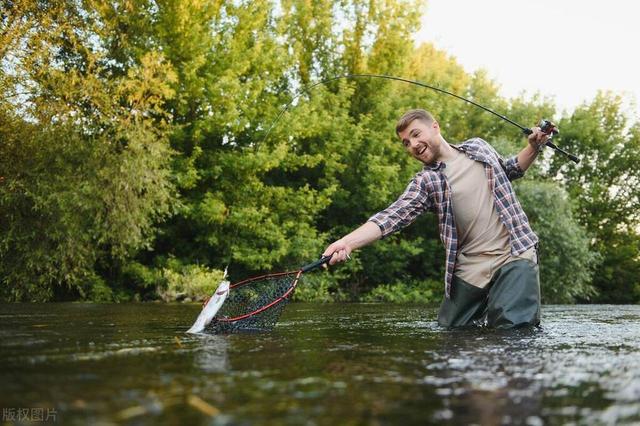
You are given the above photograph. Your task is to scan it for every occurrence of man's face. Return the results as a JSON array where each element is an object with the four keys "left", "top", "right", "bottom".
[{"left": 398, "top": 119, "right": 442, "bottom": 165}]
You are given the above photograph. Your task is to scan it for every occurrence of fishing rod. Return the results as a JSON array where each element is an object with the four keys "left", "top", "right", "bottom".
[{"left": 263, "top": 73, "right": 580, "bottom": 164}]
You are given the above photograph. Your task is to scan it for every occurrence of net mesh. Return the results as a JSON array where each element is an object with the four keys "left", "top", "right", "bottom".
[{"left": 205, "top": 271, "right": 300, "bottom": 334}]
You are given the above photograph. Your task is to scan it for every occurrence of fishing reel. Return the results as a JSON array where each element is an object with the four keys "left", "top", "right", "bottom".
[
  {"left": 522, "top": 119, "right": 559, "bottom": 140},
  {"left": 529, "top": 119, "right": 558, "bottom": 153},
  {"left": 539, "top": 119, "right": 559, "bottom": 137}
]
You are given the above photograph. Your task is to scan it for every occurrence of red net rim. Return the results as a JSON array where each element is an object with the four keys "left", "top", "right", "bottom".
[
  {"left": 216, "top": 269, "right": 303, "bottom": 323},
  {"left": 229, "top": 269, "right": 298, "bottom": 289}
]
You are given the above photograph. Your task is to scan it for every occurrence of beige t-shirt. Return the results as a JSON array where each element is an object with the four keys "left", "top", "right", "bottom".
[{"left": 442, "top": 149, "right": 535, "bottom": 288}]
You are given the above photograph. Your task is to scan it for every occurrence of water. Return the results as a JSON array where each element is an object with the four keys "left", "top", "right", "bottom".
[{"left": 1, "top": 303, "right": 639, "bottom": 425}]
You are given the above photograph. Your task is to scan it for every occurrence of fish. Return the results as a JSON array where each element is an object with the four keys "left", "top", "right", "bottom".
[{"left": 186, "top": 271, "right": 230, "bottom": 334}]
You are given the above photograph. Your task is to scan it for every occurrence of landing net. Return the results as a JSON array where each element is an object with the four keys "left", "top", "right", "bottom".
[{"left": 205, "top": 270, "right": 302, "bottom": 334}]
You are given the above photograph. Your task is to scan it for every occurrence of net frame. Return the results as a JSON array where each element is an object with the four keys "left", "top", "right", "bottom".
[
  {"left": 205, "top": 269, "right": 303, "bottom": 334},
  {"left": 204, "top": 256, "right": 330, "bottom": 334}
]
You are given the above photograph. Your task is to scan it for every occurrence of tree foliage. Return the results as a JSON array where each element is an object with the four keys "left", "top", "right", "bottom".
[
  {"left": 1, "top": 0, "right": 634, "bottom": 303},
  {"left": 549, "top": 94, "right": 640, "bottom": 302},
  {"left": 1, "top": 0, "right": 176, "bottom": 300}
]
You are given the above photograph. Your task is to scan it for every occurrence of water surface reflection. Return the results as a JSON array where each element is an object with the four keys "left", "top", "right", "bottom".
[{"left": 0, "top": 303, "right": 638, "bottom": 424}]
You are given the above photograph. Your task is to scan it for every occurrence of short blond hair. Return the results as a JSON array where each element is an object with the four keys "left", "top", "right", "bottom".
[{"left": 395, "top": 109, "right": 434, "bottom": 136}]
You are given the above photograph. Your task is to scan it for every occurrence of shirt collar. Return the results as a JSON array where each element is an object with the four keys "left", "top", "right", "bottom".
[{"left": 423, "top": 143, "right": 464, "bottom": 171}]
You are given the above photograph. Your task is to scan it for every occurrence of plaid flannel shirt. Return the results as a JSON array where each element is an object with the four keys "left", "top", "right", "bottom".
[{"left": 368, "top": 137, "right": 538, "bottom": 298}]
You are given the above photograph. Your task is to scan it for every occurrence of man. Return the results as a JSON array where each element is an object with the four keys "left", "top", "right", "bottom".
[{"left": 322, "top": 109, "right": 549, "bottom": 328}]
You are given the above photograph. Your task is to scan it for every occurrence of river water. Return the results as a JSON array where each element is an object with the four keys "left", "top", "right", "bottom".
[{"left": 0, "top": 303, "right": 639, "bottom": 425}]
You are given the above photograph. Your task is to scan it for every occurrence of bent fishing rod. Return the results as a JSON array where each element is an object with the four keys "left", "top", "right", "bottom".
[{"left": 263, "top": 73, "right": 580, "bottom": 164}]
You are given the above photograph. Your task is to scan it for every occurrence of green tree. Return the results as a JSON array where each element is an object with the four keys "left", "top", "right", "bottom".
[
  {"left": 1, "top": 0, "right": 627, "bottom": 304},
  {"left": 549, "top": 93, "right": 640, "bottom": 303},
  {"left": 515, "top": 181, "right": 599, "bottom": 303},
  {"left": 0, "top": 0, "right": 176, "bottom": 301},
  {"left": 144, "top": 0, "right": 341, "bottom": 281}
]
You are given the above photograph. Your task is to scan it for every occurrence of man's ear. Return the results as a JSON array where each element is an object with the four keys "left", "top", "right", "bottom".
[{"left": 432, "top": 121, "right": 440, "bottom": 131}]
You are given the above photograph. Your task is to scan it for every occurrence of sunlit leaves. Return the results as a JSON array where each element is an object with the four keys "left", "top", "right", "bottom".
[{"left": 1, "top": 0, "right": 632, "bottom": 304}]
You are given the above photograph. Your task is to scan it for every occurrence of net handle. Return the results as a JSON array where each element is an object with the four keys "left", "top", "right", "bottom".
[{"left": 300, "top": 255, "right": 332, "bottom": 273}]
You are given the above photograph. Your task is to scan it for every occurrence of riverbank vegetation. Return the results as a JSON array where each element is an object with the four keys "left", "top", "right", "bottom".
[{"left": 1, "top": 0, "right": 638, "bottom": 303}]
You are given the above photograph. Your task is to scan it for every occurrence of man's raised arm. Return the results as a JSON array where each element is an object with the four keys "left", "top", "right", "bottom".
[{"left": 516, "top": 126, "right": 551, "bottom": 172}]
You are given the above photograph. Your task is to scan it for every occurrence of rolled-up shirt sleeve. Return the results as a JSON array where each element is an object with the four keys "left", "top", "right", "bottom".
[
  {"left": 368, "top": 174, "right": 431, "bottom": 238},
  {"left": 502, "top": 155, "right": 525, "bottom": 181},
  {"left": 479, "top": 137, "right": 525, "bottom": 181}
]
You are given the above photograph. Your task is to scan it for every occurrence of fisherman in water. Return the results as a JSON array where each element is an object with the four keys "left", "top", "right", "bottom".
[{"left": 323, "top": 109, "right": 549, "bottom": 328}]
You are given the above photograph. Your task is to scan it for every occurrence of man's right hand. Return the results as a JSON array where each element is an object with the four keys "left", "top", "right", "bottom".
[
  {"left": 321, "top": 221, "right": 383, "bottom": 266},
  {"left": 322, "top": 240, "right": 352, "bottom": 265}
]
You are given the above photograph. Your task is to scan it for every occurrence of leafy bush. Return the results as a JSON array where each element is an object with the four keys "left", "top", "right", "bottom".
[
  {"left": 292, "top": 273, "right": 348, "bottom": 302},
  {"left": 156, "top": 259, "right": 226, "bottom": 302},
  {"left": 362, "top": 279, "right": 442, "bottom": 303},
  {"left": 516, "top": 180, "right": 600, "bottom": 303}
]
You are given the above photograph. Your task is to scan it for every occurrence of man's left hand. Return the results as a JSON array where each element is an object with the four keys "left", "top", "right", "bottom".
[{"left": 527, "top": 127, "right": 550, "bottom": 152}]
